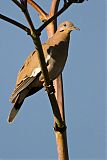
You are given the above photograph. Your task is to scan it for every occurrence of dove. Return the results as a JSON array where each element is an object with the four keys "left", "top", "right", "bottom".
[{"left": 8, "top": 21, "right": 80, "bottom": 123}]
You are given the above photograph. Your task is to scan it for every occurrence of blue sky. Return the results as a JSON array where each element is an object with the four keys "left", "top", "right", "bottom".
[{"left": 0, "top": 0, "right": 106, "bottom": 160}]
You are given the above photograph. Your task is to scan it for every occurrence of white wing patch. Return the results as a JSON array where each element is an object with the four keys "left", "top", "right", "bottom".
[
  {"left": 30, "top": 54, "right": 51, "bottom": 77},
  {"left": 30, "top": 67, "right": 41, "bottom": 77}
]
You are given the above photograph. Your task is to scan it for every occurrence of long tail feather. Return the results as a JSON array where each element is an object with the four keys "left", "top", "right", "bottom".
[{"left": 8, "top": 96, "right": 24, "bottom": 123}]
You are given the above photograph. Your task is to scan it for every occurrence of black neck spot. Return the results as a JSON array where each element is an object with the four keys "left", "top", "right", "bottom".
[{"left": 60, "top": 30, "right": 64, "bottom": 32}]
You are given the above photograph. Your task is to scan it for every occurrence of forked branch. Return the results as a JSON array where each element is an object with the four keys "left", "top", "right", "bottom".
[{"left": 0, "top": 0, "right": 86, "bottom": 35}]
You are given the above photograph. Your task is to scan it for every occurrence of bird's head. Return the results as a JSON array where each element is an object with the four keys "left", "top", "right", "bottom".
[{"left": 57, "top": 21, "right": 80, "bottom": 34}]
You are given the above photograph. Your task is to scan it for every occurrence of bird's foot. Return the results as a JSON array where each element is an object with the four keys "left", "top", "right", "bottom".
[{"left": 44, "top": 80, "right": 55, "bottom": 94}]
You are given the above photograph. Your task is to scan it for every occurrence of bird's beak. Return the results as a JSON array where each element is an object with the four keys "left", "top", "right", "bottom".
[
  {"left": 73, "top": 26, "right": 80, "bottom": 30},
  {"left": 70, "top": 26, "right": 80, "bottom": 31}
]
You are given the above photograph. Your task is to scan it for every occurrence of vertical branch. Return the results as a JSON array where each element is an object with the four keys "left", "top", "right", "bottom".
[
  {"left": 55, "top": 131, "right": 69, "bottom": 160},
  {"left": 54, "top": 75, "right": 69, "bottom": 160},
  {"left": 48, "top": 0, "right": 60, "bottom": 33},
  {"left": 54, "top": 75, "right": 65, "bottom": 122},
  {"left": 47, "top": 1, "right": 69, "bottom": 159},
  {"left": 44, "top": 0, "right": 69, "bottom": 159}
]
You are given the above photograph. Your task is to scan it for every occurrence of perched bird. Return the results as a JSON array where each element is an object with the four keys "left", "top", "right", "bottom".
[{"left": 8, "top": 21, "right": 79, "bottom": 123}]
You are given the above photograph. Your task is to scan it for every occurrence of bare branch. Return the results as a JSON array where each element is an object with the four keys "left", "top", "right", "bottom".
[
  {"left": 0, "top": 13, "right": 30, "bottom": 34},
  {"left": 49, "top": 0, "right": 60, "bottom": 17},
  {"left": 23, "top": 10, "right": 35, "bottom": 33},
  {"left": 12, "top": 0, "right": 35, "bottom": 34},
  {"left": 48, "top": 0, "right": 60, "bottom": 32},
  {"left": 27, "top": 0, "right": 48, "bottom": 21},
  {"left": 37, "top": 0, "right": 73, "bottom": 33},
  {"left": 12, "top": 0, "right": 27, "bottom": 12},
  {"left": 63, "top": 0, "right": 67, "bottom": 4},
  {"left": 11, "top": 0, "right": 22, "bottom": 9},
  {"left": 20, "top": 0, "right": 27, "bottom": 7},
  {"left": 54, "top": 75, "right": 65, "bottom": 121},
  {"left": 46, "top": 1, "right": 69, "bottom": 159}
]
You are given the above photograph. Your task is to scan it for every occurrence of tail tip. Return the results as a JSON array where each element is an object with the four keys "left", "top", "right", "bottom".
[{"left": 7, "top": 116, "right": 13, "bottom": 124}]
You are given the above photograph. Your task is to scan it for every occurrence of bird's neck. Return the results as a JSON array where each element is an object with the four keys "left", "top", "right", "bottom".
[{"left": 48, "top": 31, "right": 70, "bottom": 46}]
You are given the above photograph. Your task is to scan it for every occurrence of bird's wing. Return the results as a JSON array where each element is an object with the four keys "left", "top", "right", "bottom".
[
  {"left": 10, "top": 43, "right": 51, "bottom": 102},
  {"left": 10, "top": 76, "right": 39, "bottom": 103},
  {"left": 16, "top": 50, "right": 40, "bottom": 86}
]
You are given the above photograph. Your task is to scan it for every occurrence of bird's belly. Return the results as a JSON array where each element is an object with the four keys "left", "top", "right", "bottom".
[{"left": 48, "top": 55, "right": 67, "bottom": 80}]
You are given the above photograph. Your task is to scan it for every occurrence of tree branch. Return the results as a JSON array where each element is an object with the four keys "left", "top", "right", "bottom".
[
  {"left": 12, "top": 0, "right": 35, "bottom": 33},
  {"left": 27, "top": 0, "right": 48, "bottom": 21},
  {"left": 48, "top": 0, "right": 60, "bottom": 34},
  {"left": 46, "top": 1, "right": 69, "bottom": 159},
  {"left": 0, "top": 13, "right": 30, "bottom": 34},
  {"left": 11, "top": 0, "right": 23, "bottom": 9},
  {"left": 0, "top": 0, "right": 86, "bottom": 37},
  {"left": 28, "top": 0, "right": 86, "bottom": 35},
  {"left": 49, "top": 0, "right": 60, "bottom": 17}
]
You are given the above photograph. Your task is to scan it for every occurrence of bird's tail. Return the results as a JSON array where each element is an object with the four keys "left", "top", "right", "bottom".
[{"left": 8, "top": 95, "right": 24, "bottom": 123}]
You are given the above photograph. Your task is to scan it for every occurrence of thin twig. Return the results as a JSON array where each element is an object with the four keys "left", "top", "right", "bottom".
[
  {"left": 12, "top": 0, "right": 35, "bottom": 33},
  {"left": 0, "top": 13, "right": 30, "bottom": 34},
  {"left": 20, "top": 0, "right": 27, "bottom": 8},
  {"left": 11, "top": 0, "right": 22, "bottom": 9},
  {"left": 49, "top": 0, "right": 60, "bottom": 17},
  {"left": 27, "top": 0, "right": 48, "bottom": 20},
  {"left": 23, "top": 9, "right": 35, "bottom": 33}
]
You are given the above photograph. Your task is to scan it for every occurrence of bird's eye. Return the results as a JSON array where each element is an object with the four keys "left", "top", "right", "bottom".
[{"left": 64, "top": 24, "right": 66, "bottom": 27}]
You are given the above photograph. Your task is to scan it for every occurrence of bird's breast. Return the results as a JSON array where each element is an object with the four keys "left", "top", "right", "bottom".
[{"left": 47, "top": 41, "right": 69, "bottom": 80}]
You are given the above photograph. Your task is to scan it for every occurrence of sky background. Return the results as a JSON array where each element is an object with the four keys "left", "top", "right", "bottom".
[{"left": 0, "top": 0, "right": 106, "bottom": 160}]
